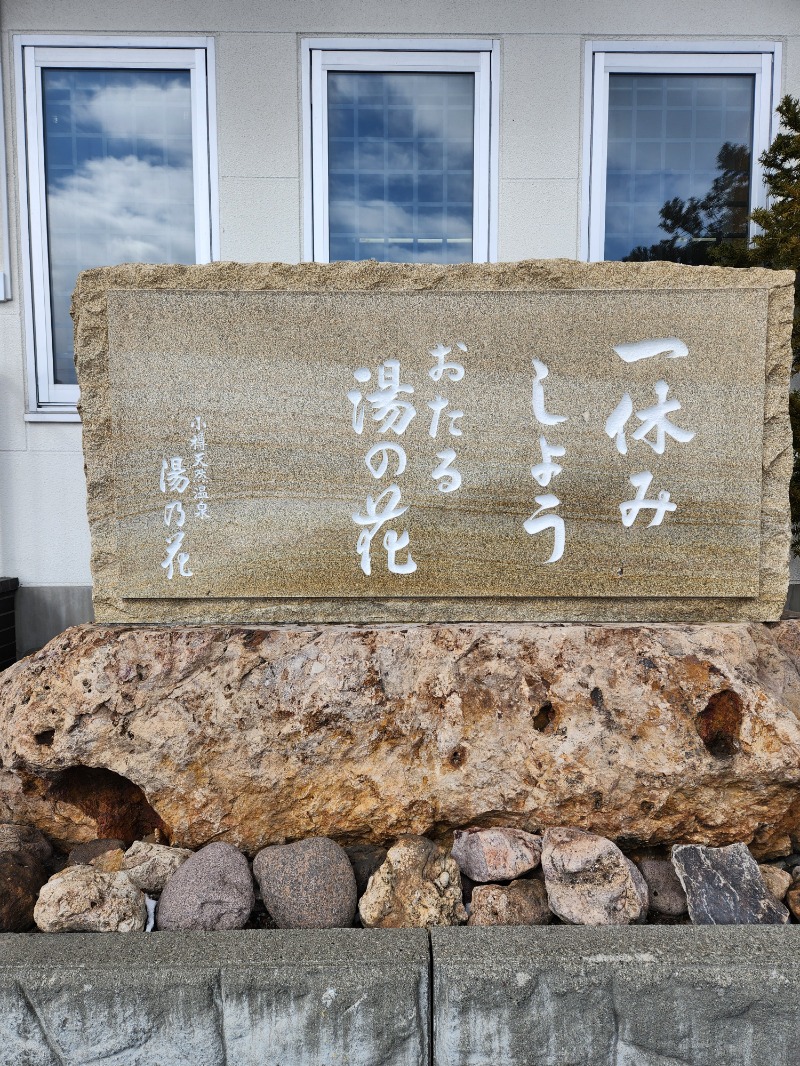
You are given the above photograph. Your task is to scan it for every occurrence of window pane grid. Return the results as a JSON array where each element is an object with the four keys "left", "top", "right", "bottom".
[
  {"left": 41, "top": 67, "right": 196, "bottom": 385},
  {"left": 327, "top": 71, "right": 475, "bottom": 264},
  {"left": 604, "top": 73, "right": 755, "bottom": 263}
]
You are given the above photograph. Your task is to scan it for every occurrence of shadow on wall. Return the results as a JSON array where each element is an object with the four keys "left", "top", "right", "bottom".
[{"left": 12, "top": 585, "right": 94, "bottom": 659}]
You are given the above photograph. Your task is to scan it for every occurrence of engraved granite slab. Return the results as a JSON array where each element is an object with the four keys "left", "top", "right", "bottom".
[{"left": 72, "top": 260, "right": 794, "bottom": 623}]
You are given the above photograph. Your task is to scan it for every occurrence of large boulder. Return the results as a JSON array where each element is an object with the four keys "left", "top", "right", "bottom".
[
  {"left": 468, "top": 879, "right": 552, "bottom": 926},
  {"left": 451, "top": 827, "right": 542, "bottom": 883},
  {"left": 1, "top": 622, "right": 800, "bottom": 856}
]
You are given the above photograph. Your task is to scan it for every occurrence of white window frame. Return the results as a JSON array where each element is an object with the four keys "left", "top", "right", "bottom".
[
  {"left": 582, "top": 41, "right": 782, "bottom": 262},
  {"left": 0, "top": 55, "right": 11, "bottom": 302},
  {"left": 302, "top": 38, "right": 499, "bottom": 264},
  {"left": 15, "top": 35, "right": 219, "bottom": 418}
]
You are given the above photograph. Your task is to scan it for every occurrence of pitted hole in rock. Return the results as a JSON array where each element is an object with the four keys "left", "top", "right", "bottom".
[
  {"left": 531, "top": 701, "right": 555, "bottom": 733},
  {"left": 449, "top": 745, "right": 467, "bottom": 768},
  {"left": 696, "top": 689, "right": 744, "bottom": 758},
  {"left": 33, "top": 729, "right": 55, "bottom": 746},
  {"left": 48, "top": 766, "right": 170, "bottom": 845},
  {"left": 590, "top": 687, "right": 606, "bottom": 712}
]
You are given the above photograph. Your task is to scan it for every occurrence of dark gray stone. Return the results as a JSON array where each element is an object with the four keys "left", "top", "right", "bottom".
[
  {"left": 0, "top": 851, "right": 47, "bottom": 932},
  {"left": 0, "top": 929, "right": 429, "bottom": 1066},
  {"left": 157, "top": 842, "right": 254, "bottom": 931},
  {"left": 672, "top": 843, "right": 790, "bottom": 925},
  {"left": 432, "top": 926, "right": 800, "bottom": 1066},
  {"left": 346, "top": 844, "right": 387, "bottom": 897},
  {"left": 0, "top": 824, "right": 53, "bottom": 867},
  {"left": 254, "top": 837, "right": 357, "bottom": 929},
  {"left": 635, "top": 857, "right": 688, "bottom": 916},
  {"left": 67, "top": 838, "right": 127, "bottom": 866}
]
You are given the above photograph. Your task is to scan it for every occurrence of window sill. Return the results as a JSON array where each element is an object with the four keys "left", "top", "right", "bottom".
[{"left": 24, "top": 411, "right": 81, "bottom": 423}]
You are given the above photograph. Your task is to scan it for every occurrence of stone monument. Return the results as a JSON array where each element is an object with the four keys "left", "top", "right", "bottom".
[
  {"left": 1, "top": 260, "right": 798, "bottom": 858},
  {"left": 78, "top": 260, "right": 791, "bottom": 623}
]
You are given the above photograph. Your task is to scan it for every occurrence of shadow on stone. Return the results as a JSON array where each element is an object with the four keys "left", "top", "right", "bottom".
[
  {"left": 47, "top": 766, "right": 170, "bottom": 845},
  {"left": 696, "top": 689, "right": 743, "bottom": 758}
]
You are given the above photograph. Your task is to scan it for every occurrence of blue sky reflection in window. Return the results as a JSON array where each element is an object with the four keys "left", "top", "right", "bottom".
[
  {"left": 327, "top": 72, "right": 475, "bottom": 264},
  {"left": 41, "top": 69, "right": 196, "bottom": 384}
]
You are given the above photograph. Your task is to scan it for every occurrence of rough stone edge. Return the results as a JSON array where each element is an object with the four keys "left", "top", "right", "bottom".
[
  {"left": 762, "top": 280, "right": 794, "bottom": 609},
  {"left": 72, "top": 260, "right": 796, "bottom": 624}
]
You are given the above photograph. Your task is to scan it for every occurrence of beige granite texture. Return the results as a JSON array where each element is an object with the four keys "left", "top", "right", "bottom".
[{"left": 72, "top": 260, "right": 795, "bottom": 623}]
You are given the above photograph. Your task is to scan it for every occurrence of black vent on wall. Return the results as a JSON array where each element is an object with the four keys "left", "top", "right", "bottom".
[{"left": 0, "top": 578, "right": 19, "bottom": 670}]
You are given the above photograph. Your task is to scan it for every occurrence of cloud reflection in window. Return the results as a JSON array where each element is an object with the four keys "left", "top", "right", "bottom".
[{"left": 41, "top": 70, "right": 196, "bottom": 384}]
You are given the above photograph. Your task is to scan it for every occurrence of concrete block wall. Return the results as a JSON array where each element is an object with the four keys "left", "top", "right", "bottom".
[
  {"left": 0, "top": 0, "right": 798, "bottom": 652},
  {"left": 1, "top": 927, "right": 800, "bottom": 1066}
]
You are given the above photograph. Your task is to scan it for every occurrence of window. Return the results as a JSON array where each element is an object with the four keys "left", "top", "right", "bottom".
[
  {"left": 303, "top": 39, "right": 498, "bottom": 264},
  {"left": 0, "top": 55, "right": 10, "bottom": 302},
  {"left": 17, "top": 38, "right": 218, "bottom": 413},
  {"left": 584, "top": 44, "right": 780, "bottom": 263}
]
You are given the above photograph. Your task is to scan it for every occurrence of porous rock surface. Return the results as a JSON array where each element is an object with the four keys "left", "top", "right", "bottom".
[
  {"left": 758, "top": 863, "right": 792, "bottom": 902},
  {"left": 672, "top": 843, "right": 790, "bottom": 924},
  {"left": 452, "top": 827, "right": 542, "bottom": 882},
  {"left": 156, "top": 842, "right": 254, "bottom": 931},
  {"left": 542, "top": 827, "right": 649, "bottom": 925},
  {"left": 634, "top": 855, "right": 688, "bottom": 916},
  {"left": 359, "top": 836, "right": 466, "bottom": 928},
  {"left": 2, "top": 621, "right": 800, "bottom": 856},
  {"left": 34, "top": 866, "right": 147, "bottom": 933},
  {"left": 468, "top": 878, "right": 552, "bottom": 926},
  {"left": 122, "top": 840, "right": 192, "bottom": 895},
  {"left": 253, "top": 837, "right": 357, "bottom": 929}
]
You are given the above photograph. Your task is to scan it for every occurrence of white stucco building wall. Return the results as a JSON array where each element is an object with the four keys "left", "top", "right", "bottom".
[{"left": 1, "top": 0, "right": 799, "bottom": 651}]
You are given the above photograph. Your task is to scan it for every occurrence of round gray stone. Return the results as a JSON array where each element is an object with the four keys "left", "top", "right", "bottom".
[
  {"left": 156, "top": 842, "right": 254, "bottom": 931},
  {"left": 253, "top": 837, "right": 357, "bottom": 929}
]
